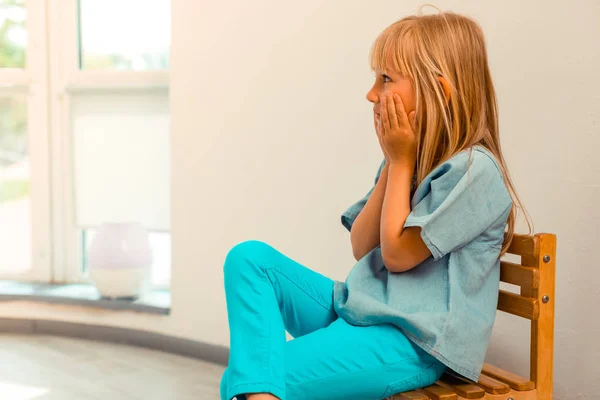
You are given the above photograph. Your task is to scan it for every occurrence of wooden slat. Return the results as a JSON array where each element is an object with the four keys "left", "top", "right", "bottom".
[
  {"left": 497, "top": 290, "right": 539, "bottom": 320},
  {"left": 392, "top": 391, "right": 429, "bottom": 400},
  {"left": 506, "top": 234, "right": 539, "bottom": 266},
  {"left": 476, "top": 372, "right": 511, "bottom": 394},
  {"left": 422, "top": 383, "right": 458, "bottom": 400},
  {"left": 530, "top": 233, "right": 557, "bottom": 400},
  {"left": 482, "top": 363, "right": 535, "bottom": 391},
  {"left": 438, "top": 374, "right": 485, "bottom": 399},
  {"left": 500, "top": 261, "right": 540, "bottom": 290}
]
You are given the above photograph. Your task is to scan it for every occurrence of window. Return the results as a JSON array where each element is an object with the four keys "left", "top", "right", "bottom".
[
  {"left": 0, "top": 0, "right": 171, "bottom": 288},
  {"left": 70, "top": 93, "right": 170, "bottom": 287},
  {"left": 0, "top": 95, "right": 30, "bottom": 274},
  {"left": 56, "top": 0, "right": 172, "bottom": 288},
  {"left": 0, "top": 2, "right": 30, "bottom": 275},
  {"left": 78, "top": 0, "right": 170, "bottom": 70},
  {"left": 0, "top": 0, "right": 51, "bottom": 281},
  {"left": 0, "top": 0, "right": 26, "bottom": 68}
]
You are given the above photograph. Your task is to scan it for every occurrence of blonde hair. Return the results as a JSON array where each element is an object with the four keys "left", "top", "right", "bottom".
[{"left": 369, "top": 7, "right": 532, "bottom": 255}]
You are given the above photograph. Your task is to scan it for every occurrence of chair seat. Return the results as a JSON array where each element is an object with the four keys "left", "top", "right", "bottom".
[{"left": 390, "top": 363, "right": 536, "bottom": 400}]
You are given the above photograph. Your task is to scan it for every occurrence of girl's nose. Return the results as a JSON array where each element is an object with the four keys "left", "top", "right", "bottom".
[{"left": 366, "top": 89, "right": 379, "bottom": 103}]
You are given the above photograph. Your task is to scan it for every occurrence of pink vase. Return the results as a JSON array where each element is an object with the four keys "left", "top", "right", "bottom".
[{"left": 88, "top": 222, "right": 153, "bottom": 298}]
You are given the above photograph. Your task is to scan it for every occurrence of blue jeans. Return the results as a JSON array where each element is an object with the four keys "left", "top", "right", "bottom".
[{"left": 220, "top": 240, "right": 446, "bottom": 400}]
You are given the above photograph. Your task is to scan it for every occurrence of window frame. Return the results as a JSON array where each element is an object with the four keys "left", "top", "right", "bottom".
[
  {"left": 49, "top": 0, "right": 170, "bottom": 287},
  {"left": 0, "top": 0, "right": 51, "bottom": 282}
]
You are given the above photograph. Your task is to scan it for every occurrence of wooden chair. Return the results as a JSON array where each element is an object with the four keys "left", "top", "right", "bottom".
[{"left": 390, "top": 233, "right": 557, "bottom": 400}]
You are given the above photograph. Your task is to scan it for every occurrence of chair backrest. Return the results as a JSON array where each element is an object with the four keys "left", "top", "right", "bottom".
[{"left": 497, "top": 233, "right": 557, "bottom": 400}]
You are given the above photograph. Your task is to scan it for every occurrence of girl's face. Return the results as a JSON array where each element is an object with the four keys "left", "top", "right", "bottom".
[{"left": 366, "top": 66, "right": 416, "bottom": 127}]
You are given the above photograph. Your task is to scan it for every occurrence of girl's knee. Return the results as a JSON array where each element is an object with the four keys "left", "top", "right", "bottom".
[{"left": 224, "top": 240, "right": 273, "bottom": 276}]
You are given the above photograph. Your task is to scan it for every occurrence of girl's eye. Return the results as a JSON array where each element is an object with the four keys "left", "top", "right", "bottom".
[{"left": 382, "top": 74, "right": 391, "bottom": 83}]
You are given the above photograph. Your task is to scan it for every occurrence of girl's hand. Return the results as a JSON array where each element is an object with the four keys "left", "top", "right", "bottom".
[
  {"left": 377, "top": 92, "right": 417, "bottom": 165},
  {"left": 375, "top": 116, "right": 390, "bottom": 164}
]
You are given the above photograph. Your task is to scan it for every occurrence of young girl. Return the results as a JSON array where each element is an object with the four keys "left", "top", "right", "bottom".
[{"left": 220, "top": 10, "right": 529, "bottom": 400}]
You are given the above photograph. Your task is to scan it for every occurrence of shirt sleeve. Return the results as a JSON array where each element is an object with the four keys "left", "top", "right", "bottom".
[
  {"left": 404, "top": 150, "right": 513, "bottom": 260},
  {"left": 341, "top": 159, "right": 386, "bottom": 232}
]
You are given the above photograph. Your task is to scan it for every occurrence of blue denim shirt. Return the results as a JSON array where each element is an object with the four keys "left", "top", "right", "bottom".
[{"left": 334, "top": 145, "right": 512, "bottom": 382}]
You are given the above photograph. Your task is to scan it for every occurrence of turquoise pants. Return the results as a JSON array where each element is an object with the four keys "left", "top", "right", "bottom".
[{"left": 220, "top": 240, "right": 446, "bottom": 400}]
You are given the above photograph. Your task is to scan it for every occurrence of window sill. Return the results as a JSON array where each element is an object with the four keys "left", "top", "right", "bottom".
[{"left": 0, "top": 281, "right": 170, "bottom": 315}]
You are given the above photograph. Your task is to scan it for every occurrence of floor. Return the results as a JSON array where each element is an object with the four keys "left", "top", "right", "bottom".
[{"left": 0, "top": 334, "right": 226, "bottom": 400}]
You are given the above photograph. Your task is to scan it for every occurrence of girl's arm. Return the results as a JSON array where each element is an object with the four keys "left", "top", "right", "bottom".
[
  {"left": 380, "top": 161, "right": 431, "bottom": 272},
  {"left": 349, "top": 162, "right": 390, "bottom": 261}
]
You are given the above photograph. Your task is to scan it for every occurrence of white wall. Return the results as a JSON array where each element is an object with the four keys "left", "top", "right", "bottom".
[{"left": 0, "top": 1, "right": 596, "bottom": 399}]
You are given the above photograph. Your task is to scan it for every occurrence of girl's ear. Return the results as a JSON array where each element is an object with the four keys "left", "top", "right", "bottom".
[{"left": 437, "top": 76, "right": 451, "bottom": 105}]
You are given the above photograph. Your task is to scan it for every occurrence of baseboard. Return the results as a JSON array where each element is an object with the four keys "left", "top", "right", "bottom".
[{"left": 0, "top": 318, "right": 229, "bottom": 366}]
